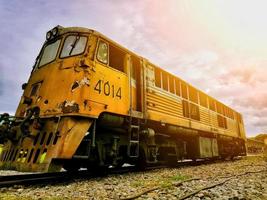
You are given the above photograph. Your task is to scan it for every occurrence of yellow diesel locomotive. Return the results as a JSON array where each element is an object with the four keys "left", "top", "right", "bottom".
[{"left": 0, "top": 26, "right": 246, "bottom": 172}]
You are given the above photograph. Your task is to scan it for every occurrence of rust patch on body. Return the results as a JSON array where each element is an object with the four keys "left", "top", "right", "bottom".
[
  {"left": 61, "top": 101, "right": 79, "bottom": 113},
  {"left": 71, "top": 77, "right": 90, "bottom": 92}
]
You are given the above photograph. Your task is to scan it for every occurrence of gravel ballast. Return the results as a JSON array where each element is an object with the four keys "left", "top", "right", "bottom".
[{"left": 0, "top": 155, "right": 266, "bottom": 200}]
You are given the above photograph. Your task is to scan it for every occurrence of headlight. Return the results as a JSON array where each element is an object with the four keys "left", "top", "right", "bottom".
[
  {"left": 46, "top": 31, "right": 52, "bottom": 40},
  {"left": 52, "top": 27, "right": 58, "bottom": 36}
]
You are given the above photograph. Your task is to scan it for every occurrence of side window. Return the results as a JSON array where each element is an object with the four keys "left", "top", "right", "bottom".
[
  {"left": 175, "top": 78, "right": 180, "bottom": 96},
  {"left": 183, "top": 100, "right": 200, "bottom": 121},
  {"left": 109, "top": 44, "right": 126, "bottom": 73},
  {"left": 229, "top": 108, "right": 234, "bottom": 119},
  {"left": 189, "top": 86, "right": 198, "bottom": 104},
  {"left": 190, "top": 103, "right": 200, "bottom": 120},
  {"left": 169, "top": 76, "right": 175, "bottom": 94},
  {"left": 182, "top": 100, "right": 189, "bottom": 118},
  {"left": 181, "top": 81, "right": 188, "bottom": 99},
  {"left": 97, "top": 40, "right": 126, "bottom": 73},
  {"left": 199, "top": 92, "right": 208, "bottom": 108},
  {"left": 209, "top": 97, "right": 216, "bottom": 111},
  {"left": 97, "top": 40, "right": 108, "bottom": 64},
  {"left": 217, "top": 115, "right": 227, "bottom": 129},
  {"left": 222, "top": 105, "right": 226, "bottom": 116},
  {"left": 216, "top": 102, "right": 223, "bottom": 114},
  {"left": 162, "top": 72, "right": 168, "bottom": 91},
  {"left": 154, "top": 67, "right": 161, "bottom": 88},
  {"left": 225, "top": 107, "right": 229, "bottom": 118}
]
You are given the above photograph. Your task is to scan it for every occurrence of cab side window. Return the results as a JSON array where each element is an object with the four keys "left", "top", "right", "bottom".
[
  {"left": 97, "top": 40, "right": 126, "bottom": 73},
  {"left": 154, "top": 67, "right": 161, "bottom": 88},
  {"left": 109, "top": 44, "right": 126, "bottom": 73},
  {"left": 97, "top": 40, "right": 108, "bottom": 64}
]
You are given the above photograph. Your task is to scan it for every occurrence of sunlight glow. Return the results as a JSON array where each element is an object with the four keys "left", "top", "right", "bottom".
[{"left": 172, "top": 0, "right": 267, "bottom": 56}]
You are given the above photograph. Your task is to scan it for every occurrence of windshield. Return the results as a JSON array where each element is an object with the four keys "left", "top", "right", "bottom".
[
  {"left": 60, "top": 35, "right": 87, "bottom": 58},
  {"left": 38, "top": 39, "right": 61, "bottom": 67}
]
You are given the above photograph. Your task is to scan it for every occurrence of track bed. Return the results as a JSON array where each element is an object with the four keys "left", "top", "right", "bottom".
[{"left": 0, "top": 155, "right": 266, "bottom": 199}]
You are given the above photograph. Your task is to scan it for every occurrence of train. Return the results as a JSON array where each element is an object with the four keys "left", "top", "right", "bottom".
[{"left": 0, "top": 26, "right": 246, "bottom": 172}]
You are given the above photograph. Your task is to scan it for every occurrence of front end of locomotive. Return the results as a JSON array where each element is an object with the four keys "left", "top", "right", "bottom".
[{"left": 0, "top": 26, "right": 100, "bottom": 172}]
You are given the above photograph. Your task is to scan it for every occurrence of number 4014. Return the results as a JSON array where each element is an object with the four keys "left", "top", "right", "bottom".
[{"left": 94, "top": 80, "right": 122, "bottom": 99}]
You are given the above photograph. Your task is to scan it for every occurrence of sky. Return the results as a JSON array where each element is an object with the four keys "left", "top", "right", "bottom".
[{"left": 0, "top": 0, "right": 267, "bottom": 137}]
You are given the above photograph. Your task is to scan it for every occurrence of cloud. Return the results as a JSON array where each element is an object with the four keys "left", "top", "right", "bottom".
[
  {"left": 0, "top": 68, "right": 3, "bottom": 95},
  {"left": 233, "top": 93, "right": 267, "bottom": 109},
  {"left": 0, "top": 0, "right": 266, "bottom": 136}
]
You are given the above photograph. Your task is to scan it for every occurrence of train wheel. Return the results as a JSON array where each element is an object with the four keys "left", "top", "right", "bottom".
[
  {"left": 63, "top": 160, "right": 80, "bottom": 172},
  {"left": 115, "top": 146, "right": 127, "bottom": 168},
  {"left": 89, "top": 165, "right": 108, "bottom": 177},
  {"left": 167, "top": 155, "right": 178, "bottom": 167},
  {"left": 136, "top": 148, "right": 147, "bottom": 170},
  {"left": 114, "top": 159, "right": 125, "bottom": 169}
]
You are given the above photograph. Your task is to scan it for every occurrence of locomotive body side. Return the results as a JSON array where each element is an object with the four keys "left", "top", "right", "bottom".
[
  {"left": 0, "top": 26, "right": 246, "bottom": 172},
  {"left": 144, "top": 64, "right": 246, "bottom": 159}
]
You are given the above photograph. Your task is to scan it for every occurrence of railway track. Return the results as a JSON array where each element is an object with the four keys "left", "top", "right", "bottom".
[
  {"left": 0, "top": 157, "right": 243, "bottom": 188},
  {"left": 119, "top": 157, "right": 267, "bottom": 200},
  {"left": 120, "top": 168, "right": 267, "bottom": 200},
  {"left": 0, "top": 165, "right": 160, "bottom": 188},
  {"left": 1, "top": 156, "right": 265, "bottom": 200},
  {"left": 0, "top": 172, "right": 71, "bottom": 188}
]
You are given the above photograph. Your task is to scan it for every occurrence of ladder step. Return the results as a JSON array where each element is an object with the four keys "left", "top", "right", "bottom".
[
  {"left": 130, "top": 125, "right": 140, "bottom": 129},
  {"left": 168, "top": 153, "right": 177, "bottom": 157},
  {"left": 130, "top": 140, "right": 139, "bottom": 144},
  {"left": 73, "top": 155, "right": 89, "bottom": 159},
  {"left": 128, "top": 122, "right": 140, "bottom": 158},
  {"left": 129, "top": 156, "right": 138, "bottom": 158}
]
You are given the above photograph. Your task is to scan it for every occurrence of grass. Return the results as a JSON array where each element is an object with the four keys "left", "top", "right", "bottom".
[
  {"left": 131, "top": 180, "right": 144, "bottom": 187},
  {"left": 160, "top": 173, "right": 190, "bottom": 188},
  {"left": 0, "top": 194, "right": 67, "bottom": 200},
  {"left": 170, "top": 174, "right": 189, "bottom": 181},
  {"left": 0, "top": 194, "right": 32, "bottom": 200},
  {"left": 130, "top": 173, "right": 190, "bottom": 189}
]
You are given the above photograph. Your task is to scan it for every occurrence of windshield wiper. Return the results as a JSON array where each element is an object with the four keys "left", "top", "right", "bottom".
[{"left": 69, "top": 36, "right": 80, "bottom": 56}]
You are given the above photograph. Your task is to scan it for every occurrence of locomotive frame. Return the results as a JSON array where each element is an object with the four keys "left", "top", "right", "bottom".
[{"left": 0, "top": 26, "right": 246, "bottom": 172}]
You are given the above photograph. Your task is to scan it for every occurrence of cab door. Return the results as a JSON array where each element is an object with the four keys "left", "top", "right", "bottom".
[
  {"left": 129, "top": 55, "right": 143, "bottom": 115},
  {"left": 86, "top": 39, "right": 130, "bottom": 116}
]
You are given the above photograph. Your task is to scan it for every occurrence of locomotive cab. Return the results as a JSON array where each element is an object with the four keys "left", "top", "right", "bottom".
[
  {"left": 17, "top": 26, "right": 94, "bottom": 118},
  {"left": 0, "top": 26, "right": 145, "bottom": 172}
]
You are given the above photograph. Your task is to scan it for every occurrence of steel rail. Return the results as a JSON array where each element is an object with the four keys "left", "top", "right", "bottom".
[
  {"left": 0, "top": 157, "right": 244, "bottom": 188},
  {"left": 0, "top": 172, "right": 70, "bottom": 187}
]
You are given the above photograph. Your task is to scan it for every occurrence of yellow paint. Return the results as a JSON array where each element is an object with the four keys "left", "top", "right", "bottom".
[
  {"left": 15, "top": 31, "right": 130, "bottom": 120},
  {"left": 0, "top": 145, "right": 3, "bottom": 157},
  {"left": 39, "top": 152, "right": 46, "bottom": 164},
  {"left": 57, "top": 118, "right": 92, "bottom": 158},
  {"left": 0, "top": 26, "right": 246, "bottom": 173}
]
